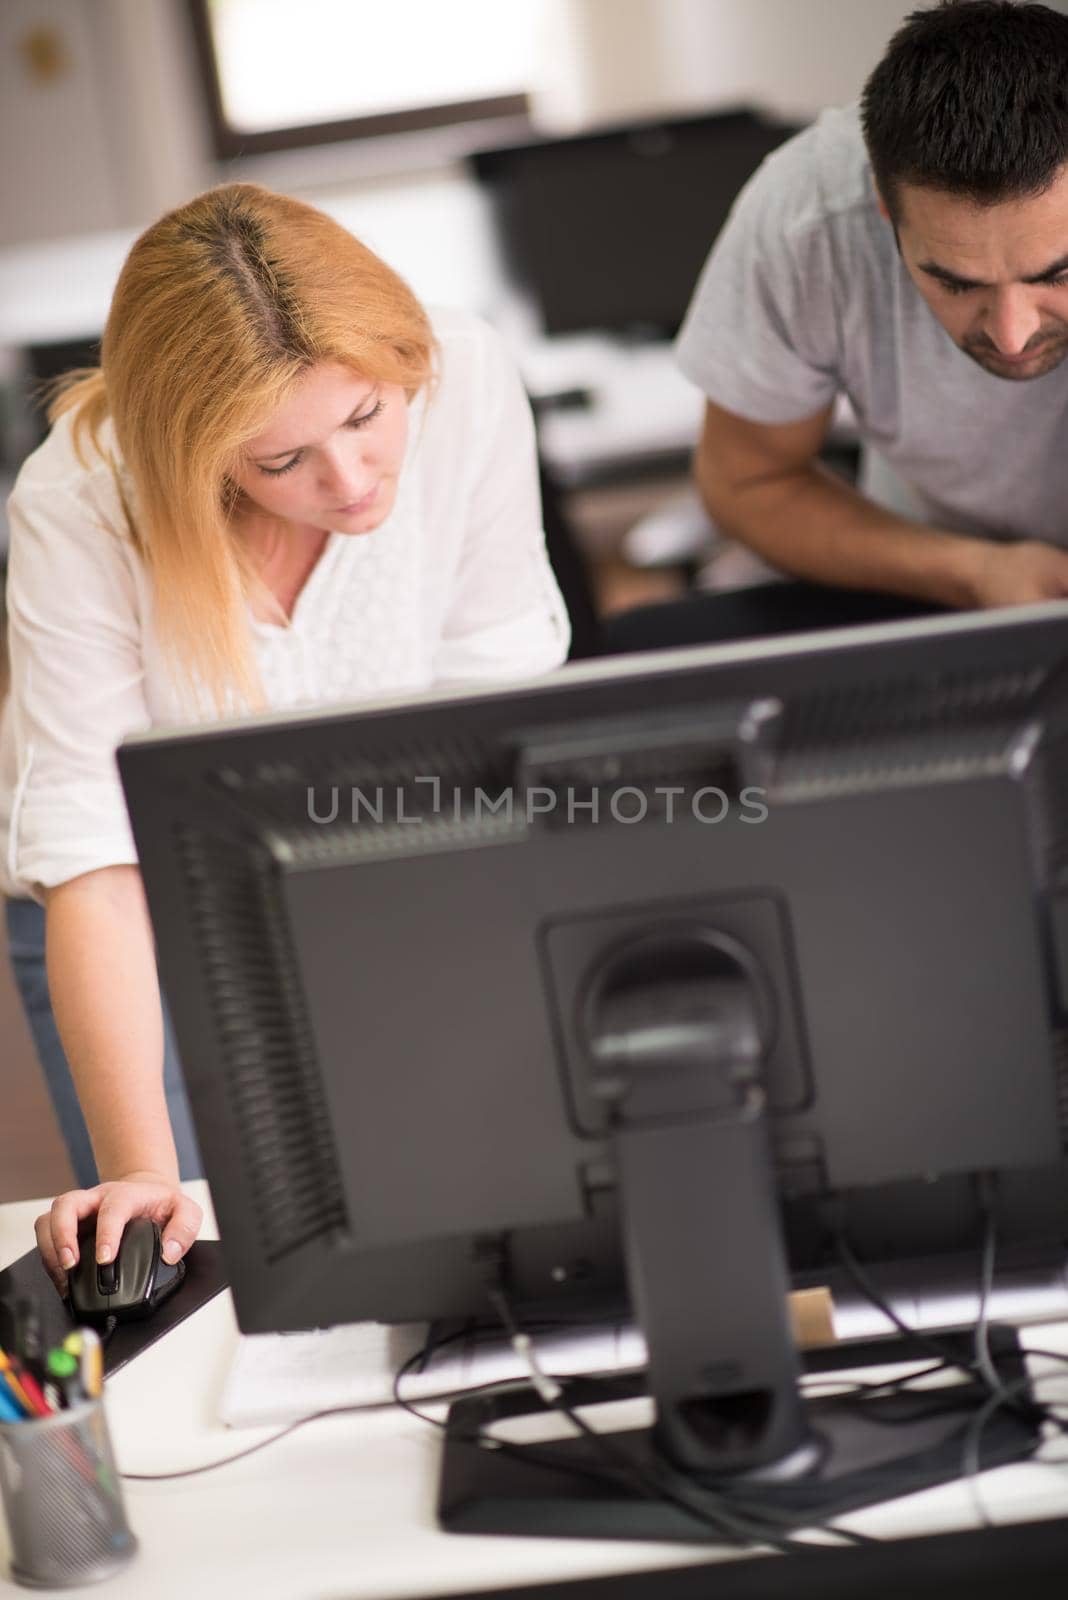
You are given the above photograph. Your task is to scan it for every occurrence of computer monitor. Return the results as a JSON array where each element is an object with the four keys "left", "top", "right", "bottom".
[
  {"left": 469, "top": 108, "right": 800, "bottom": 339},
  {"left": 119, "top": 604, "right": 1068, "bottom": 1537}
]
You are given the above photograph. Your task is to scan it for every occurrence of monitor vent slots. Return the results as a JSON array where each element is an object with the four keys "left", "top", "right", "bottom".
[
  {"left": 210, "top": 737, "right": 521, "bottom": 861},
  {"left": 771, "top": 663, "right": 1049, "bottom": 799},
  {"left": 176, "top": 824, "right": 349, "bottom": 1262},
  {"left": 514, "top": 704, "right": 747, "bottom": 830},
  {"left": 519, "top": 742, "right": 740, "bottom": 828}
]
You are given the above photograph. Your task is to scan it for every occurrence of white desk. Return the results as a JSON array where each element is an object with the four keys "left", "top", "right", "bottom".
[{"left": 3, "top": 1183, "right": 1068, "bottom": 1599}]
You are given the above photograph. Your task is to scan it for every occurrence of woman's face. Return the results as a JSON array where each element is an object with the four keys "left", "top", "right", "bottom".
[{"left": 232, "top": 362, "right": 410, "bottom": 535}]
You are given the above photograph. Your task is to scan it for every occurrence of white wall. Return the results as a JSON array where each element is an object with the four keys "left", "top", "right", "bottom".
[
  {"left": 1, "top": 0, "right": 124, "bottom": 245},
  {"left": 1, "top": 0, "right": 987, "bottom": 252},
  {"left": 5, "top": 0, "right": 1068, "bottom": 326},
  {"left": 534, "top": 0, "right": 916, "bottom": 129},
  {"left": 95, "top": 0, "right": 213, "bottom": 226},
  {"left": 539, "top": 0, "right": 1068, "bottom": 128},
  {"left": 0, "top": 0, "right": 210, "bottom": 250},
  {"left": 660, "top": 0, "right": 923, "bottom": 122}
]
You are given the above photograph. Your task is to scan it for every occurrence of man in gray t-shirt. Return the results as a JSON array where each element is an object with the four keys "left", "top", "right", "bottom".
[{"left": 675, "top": 0, "right": 1068, "bottom": 613}]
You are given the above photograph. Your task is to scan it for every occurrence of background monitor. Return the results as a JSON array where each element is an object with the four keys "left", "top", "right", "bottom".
[
  {"left": 469, "top": 108, "right": 800, "bottom": 338},
  {"left": 120, "top": 606, "right": 1068, "bottom": 1528}
]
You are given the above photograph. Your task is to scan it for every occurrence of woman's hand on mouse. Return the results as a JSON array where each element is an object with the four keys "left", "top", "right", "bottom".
[{"left": 34, "top": 1173, "right": 203, "bottom": 1297}]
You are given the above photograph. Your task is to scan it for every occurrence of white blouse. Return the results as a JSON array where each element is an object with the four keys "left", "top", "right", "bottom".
[{"left": 0, "top": 307, "right": 570, "bottom": 899}]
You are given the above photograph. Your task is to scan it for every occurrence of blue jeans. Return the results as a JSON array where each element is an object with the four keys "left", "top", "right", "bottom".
[{"left": 4, "top": 897, "right": 203, "bottom": 1187}]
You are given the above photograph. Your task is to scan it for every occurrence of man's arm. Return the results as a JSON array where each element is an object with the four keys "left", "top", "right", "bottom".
[{"left": 694, "top": 399, "right": 1068, "bottom": 608}]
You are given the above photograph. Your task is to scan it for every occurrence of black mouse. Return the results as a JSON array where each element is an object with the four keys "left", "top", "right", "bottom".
[{"left": 67, "top": 1217, "right": 186, "bottom": 1325}]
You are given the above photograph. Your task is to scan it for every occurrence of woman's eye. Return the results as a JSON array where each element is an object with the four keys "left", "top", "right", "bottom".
[
  {"left": 347, "top": 399, "right": 385, "bottom": 430},
  {"left": 256, "top": 398, "right": 383, "bottom": 476},
  {"left": 260, "top": 454, "right": 302, "bottom": 477}
]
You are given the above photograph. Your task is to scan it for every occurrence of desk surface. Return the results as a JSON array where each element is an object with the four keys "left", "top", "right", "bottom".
[{"left": 2, "top": 1183, "right": 1068, "bottom": 1599}]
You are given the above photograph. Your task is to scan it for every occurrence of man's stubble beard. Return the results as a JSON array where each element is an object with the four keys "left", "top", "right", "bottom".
[{"left": 960, "top": 330, "right": 1068, "bottom": 380}]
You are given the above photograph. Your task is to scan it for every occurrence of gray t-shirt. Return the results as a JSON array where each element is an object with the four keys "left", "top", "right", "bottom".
[{"left": 675, "top": 103, "right": 1068, "bottom": 548}]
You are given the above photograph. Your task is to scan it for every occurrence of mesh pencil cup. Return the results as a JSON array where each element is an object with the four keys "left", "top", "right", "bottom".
[{"left": 0, "top": 1394, "right": 138, "bottom": 1589}]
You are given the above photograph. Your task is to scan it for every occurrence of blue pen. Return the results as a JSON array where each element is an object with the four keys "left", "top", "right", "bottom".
[{"left": 0, "top": 1380, "right": 25, "bottom": 1423}]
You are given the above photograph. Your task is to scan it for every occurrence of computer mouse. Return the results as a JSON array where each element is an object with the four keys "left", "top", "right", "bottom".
[{"left": 67, "top": 1217, "right": 186, "bottom": 1325}]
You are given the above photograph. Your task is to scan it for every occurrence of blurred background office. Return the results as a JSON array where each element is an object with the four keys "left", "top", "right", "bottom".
[{"left": 4, "top": 0, "right": 1062, "bottom": 1198}]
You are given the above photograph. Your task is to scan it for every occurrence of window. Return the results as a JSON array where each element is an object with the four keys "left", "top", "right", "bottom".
[{"left": 188, "top": 0, "right": 540, "bottom": 158}]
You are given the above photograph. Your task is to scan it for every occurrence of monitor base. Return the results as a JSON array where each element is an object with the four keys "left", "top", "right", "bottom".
[{"left": 438, "top": 1329, "right": 1041, "bottom": 1542}]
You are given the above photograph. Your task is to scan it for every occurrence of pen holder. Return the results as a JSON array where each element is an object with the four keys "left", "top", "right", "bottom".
[{"left": 0, "top": 1395, "right": 137, "bottom": 1589}]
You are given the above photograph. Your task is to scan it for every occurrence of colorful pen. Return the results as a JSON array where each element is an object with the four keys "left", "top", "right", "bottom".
[
  {"left": 0, "top": 1379, "right": 24, "bottom": 1424},
  {"left": 15, "top": 1365, "right": 52, "bottom": 1416},
  {"left": 0, "top": 1349, "right": 40, "bottom": 1417},
  {"left": 46, "top": 1348, "right": 85, "bottom": 1409},
  {"left": 69, "top": 1328, "right": 103, "bottom": 1399},
  {"left": 1, "top": 1347, "right": 52, "bottom": 1417},
  {"left": 64, "top": 1330, "right": 102, "bottom": 1398}
]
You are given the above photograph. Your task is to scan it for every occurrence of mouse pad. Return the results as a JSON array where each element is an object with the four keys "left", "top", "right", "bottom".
[{"left": 0, "top": 1240, "right": 228, "bottom": 1377}]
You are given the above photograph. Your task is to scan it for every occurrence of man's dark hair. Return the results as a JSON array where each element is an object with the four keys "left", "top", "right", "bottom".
[{"left": 861, "top": 1, "right": 1068, "bottom": 218}]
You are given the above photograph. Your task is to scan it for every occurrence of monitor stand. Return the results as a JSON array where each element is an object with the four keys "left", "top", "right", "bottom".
[
  {"left": 437, "top": 1327, "right": 1038, "bottom": 1541},
  {"left": 438, "top": 926, "right": 1041, "bottom": 1540}
]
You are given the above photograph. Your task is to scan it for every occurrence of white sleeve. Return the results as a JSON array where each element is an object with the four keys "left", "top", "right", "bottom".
[
  {"left": 431, "top": 325, "right": 571, "bottom": 685},
  {"left": 4, "top": 476, "right": 151, "bottom": 895}
]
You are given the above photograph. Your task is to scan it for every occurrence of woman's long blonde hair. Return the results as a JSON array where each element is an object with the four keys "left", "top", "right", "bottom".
[{"left": 51, "top": 183, "right": 435, "bottom": 711}]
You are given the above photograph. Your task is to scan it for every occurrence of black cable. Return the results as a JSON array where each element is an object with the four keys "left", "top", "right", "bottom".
[
  {"left": 121, "top": 1402, "right": 374, "bottom": 1481},
  {"left": 388, "top": 1311, "right": 646, "bottom": 1427},
  {"left": 121, "top": 1224, "right": 1068, "bottom": 1499},
  {"left": 834, "top": 1190, "right": 1067, "bottom": 1528},
  {"left": 801, "top": 1360, "right": 951, "bottom": 1396},
  {"left": 117, "top": 1339, "right": 1050, "bottom": 1492},
  {"left": 390, "top": 1320, "right": 477, "bottom": 1426},
  {"left": 966, "top": 1188, "right": 1063, "bottom": 1428},
  {"left": 390, "top": 1324, "right": 811, "bottom": 1547},
  {"left": 834, "top": 1184, "right": 1057, "bottom": 1423},
  {"left": 834, "top": 1231, "right": 992, "bottom": 1382},
  {"left": 464, "top": 1395, "right": 820, "bottom": 1551},
  {"left": 798, "top": 1359, "right": 1002, "bottom": 1429},
  {"left": 475, "top": 1286, "right": 878, "bottom": 1552},
  {"left": 1006, "top": 1348, "right": 1068, "bottom": 1387},
  {"left": 122, "top": 1318, "right": 483, "bottom": 1481},
  {"left": 403, "top": 1350, "right": 795, "bottom": 1549},
  {"left": 831, "top": 1206, "right": 1068, "bottom": 1537},
  {"left": 122, "top": 1323, "right": 639, "bottom": 1483},
  {"left": 960, "top": 1362, "right": 1068, "bottom": 1526},
  {"left": 973, "top": 1183, "right": 1001, "bottom": 1401},
  {"left": 961, "top": 1346, "right": 1068, "bottom": 1469}
]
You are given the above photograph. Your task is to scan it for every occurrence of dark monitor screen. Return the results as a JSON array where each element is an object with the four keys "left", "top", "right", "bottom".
[
  {"left": 469, "top": 109, "right": 800, "bottom": 338},
  {"left": 119, "top": 606, "right": 1068, "bottom": 1519}
]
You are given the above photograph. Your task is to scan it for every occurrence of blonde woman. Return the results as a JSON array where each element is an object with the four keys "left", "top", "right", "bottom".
[{"left": 0, "top": 183, "right": 569, "bottom": 1291}]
